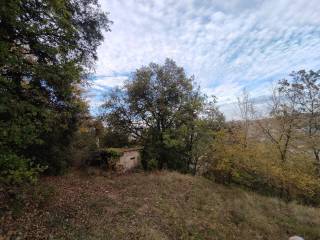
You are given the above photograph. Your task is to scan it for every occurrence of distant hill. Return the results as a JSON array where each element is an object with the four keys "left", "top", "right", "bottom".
[{"left": 2, "top": 170, "right": 320, "bottom": 239}]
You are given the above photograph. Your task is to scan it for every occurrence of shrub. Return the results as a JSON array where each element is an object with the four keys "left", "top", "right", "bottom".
[
  {"left": 204, "top": 150, "right": 320, "bottom": 206},
  {"left": 0, "top": 153, "right": 47, "bottom": 216},
  {"left": 202, "top": 129, "right": 320, "bottom": 206},
  {"left": 86, "top": 148, "right": 123, "bottom": 170},
  {"left": 0, "top": 153, "right": 45, "bottom": 186},
  {"left": 147, "top": 158, "right": 158, "bottom": 171}
]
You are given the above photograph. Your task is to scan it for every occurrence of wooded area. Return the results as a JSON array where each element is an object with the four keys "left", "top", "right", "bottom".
[
  {"left": 1, "top": 0, "right": 320, "bottom": 209},
  {"left": 1, "top": 1, "right": 320, "bottom": 239}
]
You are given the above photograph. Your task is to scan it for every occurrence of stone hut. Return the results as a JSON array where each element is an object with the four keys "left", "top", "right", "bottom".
[{"left": 109, "top": 147, "right": 142, "bottom": 172}]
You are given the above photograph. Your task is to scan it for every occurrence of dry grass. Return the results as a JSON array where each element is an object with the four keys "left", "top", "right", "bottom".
[{"left": 1, "top": 169, "right": 320, "bottom": 239}]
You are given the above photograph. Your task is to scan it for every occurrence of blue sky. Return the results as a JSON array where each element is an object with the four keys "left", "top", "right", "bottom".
[{"left": 87, "top": 0, "right": 320, "bottom": 119}]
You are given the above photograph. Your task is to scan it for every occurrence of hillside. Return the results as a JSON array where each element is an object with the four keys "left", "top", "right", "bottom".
[{"left": 2, "top": 170, "right": 320, "bottom": 240}]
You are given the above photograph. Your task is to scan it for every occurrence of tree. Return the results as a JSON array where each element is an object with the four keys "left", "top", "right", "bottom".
[
  {"left": 256, "top": 84, "right": 299, "bottom": 163},
  {"left": 101, "top": 59, "right": 207, "bottom": 171},
  {"left": 100, "top": 127, "right": 130, "bottom": 148},
  {"left": 237, "top": 88, "right": 254, "bottom": 149},
  {"left": 189, "top": 100, "right": 225, "bottom": 175},
  {"left": 0, "top": 0, "right": 111, "bottom": 179},
  {"left": 279, "top": 70, "right": 320, "bottom": 175},
  {"left": 203, "top": 96, "right": 225, "bottom": 131}
]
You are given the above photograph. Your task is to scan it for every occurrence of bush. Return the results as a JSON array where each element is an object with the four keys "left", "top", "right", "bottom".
[
  {"left": 205, "top": 152, "right": 320, "bottom": 206},
  {"left": 230, "top": 162, "right": 320, "bottom": 205},
  {"left": 201, "top": 129, "right": 320, "bottom": 206},
  {"left": 0, "top": 153, "right": 47, "bottom": 216},
  {"left": 0, "top": 153, "right": 45, "bottom": 186},
  {"left": 146, "top": 158, "right": 158, "bottom": 171},
  {"left": 86, "top": 148, "right": 123, "bottom": 170}
]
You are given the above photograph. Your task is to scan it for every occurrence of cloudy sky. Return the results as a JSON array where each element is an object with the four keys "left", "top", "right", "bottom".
[{"left": 88, "top": 0, "right": 320, "bottom": 119}]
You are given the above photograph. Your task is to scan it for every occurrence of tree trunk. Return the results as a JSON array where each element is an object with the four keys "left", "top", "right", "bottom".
[{"left": 314, "top": 150, "right": 320, "bottom": 177}]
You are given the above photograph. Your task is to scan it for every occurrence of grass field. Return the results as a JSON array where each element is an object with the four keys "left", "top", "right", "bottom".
[{"left": 1, "top": 169, "right": 320, "bottom": 239}]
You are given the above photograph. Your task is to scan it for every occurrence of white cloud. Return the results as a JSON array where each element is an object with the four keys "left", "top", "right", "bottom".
[
  {"left": 90, "top": 0, "right": 320, "bottom": 118},
  {"left": 92, "top": 76, "right": 128, "bottom": 89}
]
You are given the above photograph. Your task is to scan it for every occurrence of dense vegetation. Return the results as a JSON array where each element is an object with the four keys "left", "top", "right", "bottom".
[
  {"left": 0, "top": 0, "right": 111, "bottom": 185},
  {"left": 100, "top": 64, "right": 320, "bottom": 205},
  {"left": 1, "top": 1, "right": 320, "bottom": 239},
  {"left": 101, "top": 59, "right": 224, "bottom": 172},
  {"left": 202, "top": 70, "right": 320, "bottom": 205}
]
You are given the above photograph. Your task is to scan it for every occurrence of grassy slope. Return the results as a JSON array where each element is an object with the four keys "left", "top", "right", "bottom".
[{"left": 2, "top": 170, "right": 320, "bottom": 240}]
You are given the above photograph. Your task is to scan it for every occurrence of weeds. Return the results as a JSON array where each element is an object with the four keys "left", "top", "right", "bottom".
[{"left": 1, "top": 170, "right": 320, "bottom": 239}]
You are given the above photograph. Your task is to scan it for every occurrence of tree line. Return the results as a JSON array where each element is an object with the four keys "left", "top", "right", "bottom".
[
  {"left": 99, "top": 65, "right": 320, "bottom": 205},
  {"left": 205, "top": 70, "right": 320, "bottom": 205}
]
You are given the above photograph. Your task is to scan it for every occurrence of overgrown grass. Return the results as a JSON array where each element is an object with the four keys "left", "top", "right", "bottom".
[{"left": 1, "top": 170, "right": 320, "bottom": 239}]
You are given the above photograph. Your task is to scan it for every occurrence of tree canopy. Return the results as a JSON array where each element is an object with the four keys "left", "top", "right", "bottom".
[
  {"left": 0, "top": 0, "right": 111, "bottom": 181},
  {"left": 101, "top": 59, "right": 224, "bottom": 172}
]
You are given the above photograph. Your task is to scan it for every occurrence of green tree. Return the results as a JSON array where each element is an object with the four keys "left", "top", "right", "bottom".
[
  {"left": 101, "top": 59, "right": 215, "bottom": 171},
  {"left": 0, "top": 0, "right": 111, "bottom": 180},
  {"left": 101, "top": 128, "right": 130, "bottom": 148}
]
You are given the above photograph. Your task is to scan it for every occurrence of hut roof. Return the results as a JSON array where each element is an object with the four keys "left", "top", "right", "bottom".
[{"left": 106, "top": 147, "right": 143, "bottom": 154}]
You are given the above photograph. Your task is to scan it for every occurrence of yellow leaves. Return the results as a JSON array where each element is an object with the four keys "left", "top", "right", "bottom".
[
  {"left": 79, "top": 126, "right": 89, "bottom": 133},
  {"left": 203, "top": 125, "right": 320, "bottom": 205}
]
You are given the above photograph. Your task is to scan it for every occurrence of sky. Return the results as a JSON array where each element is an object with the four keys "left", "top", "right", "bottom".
[{"left": 87, "top": 0, "right": 320, "bottom": 119}]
